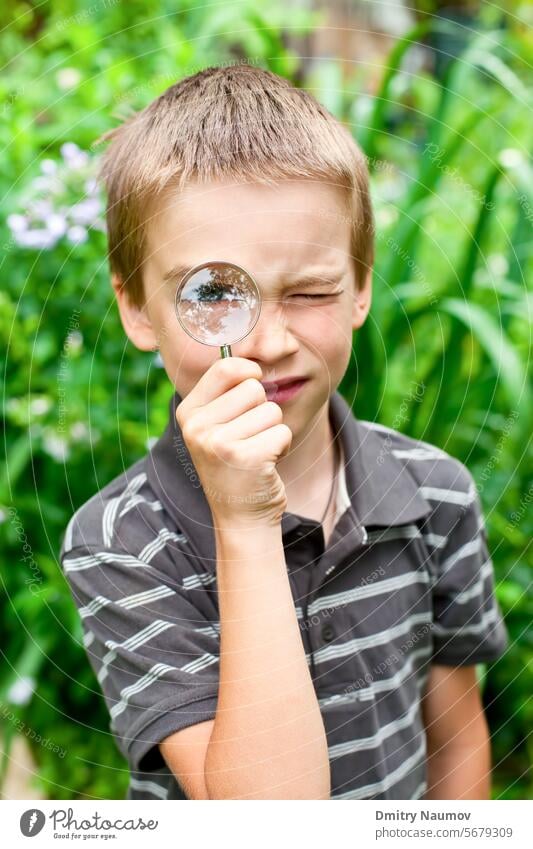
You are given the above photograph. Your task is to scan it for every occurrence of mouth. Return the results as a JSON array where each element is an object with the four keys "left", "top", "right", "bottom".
[{"left": 261, "top": 377, "right": 309, "bottom": 404}]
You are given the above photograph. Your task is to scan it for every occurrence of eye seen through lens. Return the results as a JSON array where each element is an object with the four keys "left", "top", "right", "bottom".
[{"left": 175, "top": 261, "right": 261, "bottom": 347}]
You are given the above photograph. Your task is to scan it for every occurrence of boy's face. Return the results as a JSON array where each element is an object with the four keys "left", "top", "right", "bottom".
[{"left": 114, "top": 177, "right": 371, "bottom": 441}]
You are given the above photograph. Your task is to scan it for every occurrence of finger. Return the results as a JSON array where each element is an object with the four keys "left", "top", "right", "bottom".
[
  {"left": 214, "top": 401, "right": 283, "bottom": 442},
  {"left": 199, "top": 377, "right": 267, "bottom": 429},
  {"left": 237, "top": 423, "right": 293, "bottom": 464},
  {"left": 182, "top": 357, "right": 263, "bottom": 414}
]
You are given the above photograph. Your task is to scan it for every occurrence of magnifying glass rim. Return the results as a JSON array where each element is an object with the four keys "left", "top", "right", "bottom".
[{"left": 174, "top": 259, "right": 262, "bottom": 347}]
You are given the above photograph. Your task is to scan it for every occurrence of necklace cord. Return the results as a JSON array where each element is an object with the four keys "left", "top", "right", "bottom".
[{"left": 319, "top": 436, "right": 340, "bottom": 525}]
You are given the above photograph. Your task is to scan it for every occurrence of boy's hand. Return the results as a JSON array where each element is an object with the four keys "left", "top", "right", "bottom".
[{"left": 175, "top": 357, "right": 292, "bottom": 527}]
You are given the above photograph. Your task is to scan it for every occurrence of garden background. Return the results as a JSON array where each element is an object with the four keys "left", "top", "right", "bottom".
[{"left": 0, "top": 0, "right": 531, "bottom": 800}]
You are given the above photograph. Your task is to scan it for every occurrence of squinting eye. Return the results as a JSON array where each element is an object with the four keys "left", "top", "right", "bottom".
[
  {"left": 293, "top": 294, "right": 329, "bottom": 300},
  {"left": 289, "top": 291, "right": 344, "bottom": 301}
]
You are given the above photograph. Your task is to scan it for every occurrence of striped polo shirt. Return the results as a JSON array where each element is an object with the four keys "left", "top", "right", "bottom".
[{"left": 60, "top": 388, "right": 509, "bottom": 800}]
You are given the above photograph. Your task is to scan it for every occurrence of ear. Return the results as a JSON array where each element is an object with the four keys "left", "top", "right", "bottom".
[
  {"left": 351, "top": 266, "right": 372, "bottom": 330},
  {"left": 111, "top": 273, "right": 158, "bottom": 351}
]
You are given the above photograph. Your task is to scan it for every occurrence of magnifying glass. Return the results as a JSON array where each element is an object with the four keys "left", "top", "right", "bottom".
[{"left": 174, "top": 260, "right": 262, "bottom": 358}]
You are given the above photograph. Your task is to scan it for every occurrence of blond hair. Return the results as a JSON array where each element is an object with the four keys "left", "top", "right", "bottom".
[{"left": 96, "top": 64, "right": 374, "bottom": 306}]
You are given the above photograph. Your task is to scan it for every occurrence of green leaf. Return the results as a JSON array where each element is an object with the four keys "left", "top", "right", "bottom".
[
  {"left": 0, "top": 433, "right": 32, "bottom": 501},
  {"left": 361, "top": 19, "right": 433, "bottom": 160},
  {"left": 465, "top": 48, "right": 530, "bottom": 103},
  {"left": 440, "top": 297, "right": 529, "bottom": 409}
]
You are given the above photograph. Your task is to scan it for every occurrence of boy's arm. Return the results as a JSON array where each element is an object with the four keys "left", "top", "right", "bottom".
[
  {"left": 421, "top": 664, "right": 492, "bottom": 799},
  {"left": 160, "top": 356, "right": 331, "bottom": 799},
  {"left": 160, "top": 522, "right": 331, "bottom": 800}
]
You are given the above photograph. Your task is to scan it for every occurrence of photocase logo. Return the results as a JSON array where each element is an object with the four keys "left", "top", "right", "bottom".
[{"left": 20, "top": 809, "right": 46, "bottom": 837}]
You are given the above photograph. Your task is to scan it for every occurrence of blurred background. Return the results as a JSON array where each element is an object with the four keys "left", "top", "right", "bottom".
[{"left": 0, "top": 0, "right": 531, "bottom": 800}]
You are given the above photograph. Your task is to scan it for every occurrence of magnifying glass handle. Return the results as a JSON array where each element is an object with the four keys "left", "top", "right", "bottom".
[{"left": 220, "top": 344, "right": 232, "bottom": 358}]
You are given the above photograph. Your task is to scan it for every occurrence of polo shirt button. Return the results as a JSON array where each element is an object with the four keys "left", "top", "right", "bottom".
[{"left": 321, "top": 624, "right": 335, "bottom": 643}]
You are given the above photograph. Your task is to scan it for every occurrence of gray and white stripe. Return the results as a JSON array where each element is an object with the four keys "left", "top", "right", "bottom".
[
  {"left": 332, "top": 736, "right": 427, "bottom": 800},
  {"left": 328, "top": 700, "right": 420, "bottom": 760},
  {"left": 103, "top": 473, "right": 147, "bottom": 547},
  {"left": 421, "top": 485, "right": 477, "bottom": 507},
  {"left": 111, "top": 662, "right": 177, "bottom": 720},
  {"left": 313, "top": 612, "right": 430, "bottom": 666},
  {"left": 99, "top": 619, "right": 176, "bottom": 683},
  {"left": 183, "top": 571, "right": 217, "bottom": 589},
  {"left": 78, "top": 584, "right": 176, "bottom": 621},
  {"left": 129, "top": 777, "right": 168, "bottom": 799},
  {"left": 319, "top": 645, "right": 432, "bottom": 710}
]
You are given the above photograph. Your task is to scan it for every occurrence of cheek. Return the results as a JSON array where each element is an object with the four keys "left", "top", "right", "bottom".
[
  {"left": 294, "top": 303, "right": 352, "bottom": 358},
  {"left": 154, "top": 305, "right": 219, "bottom": 394},
  {"left": 307, "top": 306, "right": 352, "bottom": 385}
]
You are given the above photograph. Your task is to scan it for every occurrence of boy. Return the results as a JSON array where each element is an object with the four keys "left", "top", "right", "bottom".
[{"left": 60, "top": 65, "right": 508, "bottom": 800}]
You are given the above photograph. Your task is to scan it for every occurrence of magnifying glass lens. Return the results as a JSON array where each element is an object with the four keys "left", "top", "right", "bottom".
[{"left": 175, "top": 262, "right": 261, "bottom": 348}]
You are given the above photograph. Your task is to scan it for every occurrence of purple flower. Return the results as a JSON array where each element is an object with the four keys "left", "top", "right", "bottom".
[
  {"left": 85, "top": 177, "right": 98, "bottom": 195},
  {"left": 60, "top": 142, "right": 89, "bottom": 168},
  {"left": 70, "top": 198, "right": 102, "bottom": 225},
  {"left": 7, "top": 213, "right": 28, "bottom": 233},
  {"left": 66, "top": 225, "right": 88, "bottom": 244},
  {"left": 7, "top": 676, "right": 36, "bottom": 706},
  {"left": 41, "top": 159, "right": 58, "bottom": 175},
  {"left": 47, "top": 214, "right": 68, "bottom": 237},
  {"left": 15, "top": 229, "right": 59, "bottom": 249},
  {"left": 30, "top": 199, "right": 53, "bottom": 218},
  {"left": 8, "top": 143, "right": 104, "bottom": 251}
]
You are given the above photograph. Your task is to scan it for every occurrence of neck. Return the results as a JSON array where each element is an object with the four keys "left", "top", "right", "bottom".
[{"left": 277, "top": 399, "right": 336, "bottom": 520}]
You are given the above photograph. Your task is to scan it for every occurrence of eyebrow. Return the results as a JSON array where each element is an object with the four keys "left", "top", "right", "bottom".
[
  {"left": 163, "top": 264, "right": 344, "bottom": 291},
  {"left": 163, "top": 264, "right": 197, "bottom": 284},
  {"left": 282, "top": 274, "right": 344, "bottom": 291}
]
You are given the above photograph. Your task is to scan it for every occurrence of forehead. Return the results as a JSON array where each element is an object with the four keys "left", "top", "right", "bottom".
[{"left": 143, "top": 177, "right": 353, "bottom": 279}]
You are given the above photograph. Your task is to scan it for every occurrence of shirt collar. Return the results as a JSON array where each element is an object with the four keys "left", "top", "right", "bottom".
[
  {"left": 146, "top": 388, "right": 432, "bottom": 565},
  {"left": 329, "top": 389, "right": 432, "bottom": 527}
]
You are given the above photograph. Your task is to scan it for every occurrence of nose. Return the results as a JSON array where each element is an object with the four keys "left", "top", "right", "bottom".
[{"left": 233, "top": 298, "right": 299, "bottom": 365}]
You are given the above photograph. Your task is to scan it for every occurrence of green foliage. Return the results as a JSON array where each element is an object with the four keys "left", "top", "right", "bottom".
[
  {"left": 338, "top": 19, "right": 533, "bottom": 799},
  {"left": 1, "top": 3, "right": 531, "bottom": 800}
]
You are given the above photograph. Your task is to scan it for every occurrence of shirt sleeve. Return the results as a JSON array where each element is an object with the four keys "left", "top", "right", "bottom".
[
  {"left": 429, "top": 470, "right": 509, "bottom": 667},
  {"left": 60, "top": 539, "right": 220, "bottom": 774}
]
